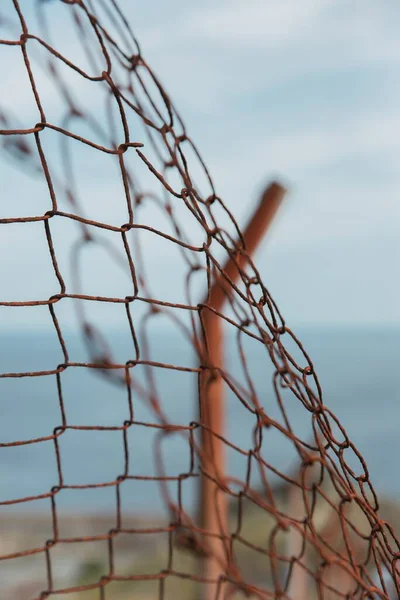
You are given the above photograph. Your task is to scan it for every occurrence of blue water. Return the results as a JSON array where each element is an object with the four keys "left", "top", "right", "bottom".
[{"left": 0, "top": 326, "right": 399, "bottom": 514}]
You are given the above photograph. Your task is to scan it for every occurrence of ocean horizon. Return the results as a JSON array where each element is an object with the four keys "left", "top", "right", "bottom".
[{"left": 1, "top": 324, "right": 399, "bottom": 514}]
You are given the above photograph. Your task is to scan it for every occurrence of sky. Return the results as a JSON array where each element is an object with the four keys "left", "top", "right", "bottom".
[{"left": 0, "top": 0, "right": 399, "bottom": 329}]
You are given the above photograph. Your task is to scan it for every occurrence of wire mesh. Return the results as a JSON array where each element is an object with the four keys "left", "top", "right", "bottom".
[{"left": 0, "top": 1, "right": 399, "bottom": 598}]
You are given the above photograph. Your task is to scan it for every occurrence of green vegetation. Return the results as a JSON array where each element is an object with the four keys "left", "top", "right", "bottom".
[{"left": 71, "top": 490, "right": 400, "bottom": 599}]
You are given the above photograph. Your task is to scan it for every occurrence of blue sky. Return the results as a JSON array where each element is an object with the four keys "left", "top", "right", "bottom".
[{"left": 0, "top": 0, "right": 399, "bottom": 328}]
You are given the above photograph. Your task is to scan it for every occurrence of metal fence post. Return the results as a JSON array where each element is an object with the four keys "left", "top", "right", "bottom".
[{"left": 199, "top": 182, "right": 286, "bottom": 599}]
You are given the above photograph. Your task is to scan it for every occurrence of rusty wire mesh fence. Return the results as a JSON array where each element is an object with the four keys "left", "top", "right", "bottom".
[{"left": 0, "top": 1, "right": 399, "bottom": 599}]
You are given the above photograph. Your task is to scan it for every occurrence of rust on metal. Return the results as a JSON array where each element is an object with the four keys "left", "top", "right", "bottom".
[
  {"left": 0, "top": 1, "right": 399, "bottom": 599},
  {"left": 199, "top": 182, "right": 285, "bottom": 598}
]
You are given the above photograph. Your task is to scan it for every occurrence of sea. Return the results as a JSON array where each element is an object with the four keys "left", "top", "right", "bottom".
[{"left": 0, "top": 326, "right": 399, "bottom": 515}]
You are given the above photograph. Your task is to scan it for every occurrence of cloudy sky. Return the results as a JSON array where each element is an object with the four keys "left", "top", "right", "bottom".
[{"left": 1, "top": 0, "right": 399, "bottom": 329}]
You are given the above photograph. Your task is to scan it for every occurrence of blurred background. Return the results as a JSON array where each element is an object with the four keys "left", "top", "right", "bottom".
[{"left": 0, "top": 0, "right": 399, "bottom": 598}]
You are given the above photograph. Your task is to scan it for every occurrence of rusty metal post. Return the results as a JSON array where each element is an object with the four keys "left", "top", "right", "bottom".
[
  {"left": 286, "top": 471, "right": 313, "bottom": 598},
  {"left": 199, "top": 182, "right": 286, "bottom": 599}
]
